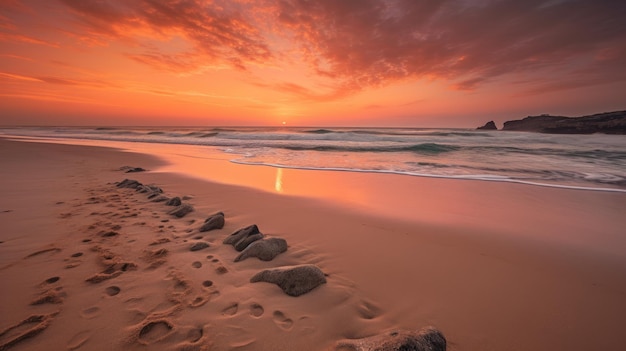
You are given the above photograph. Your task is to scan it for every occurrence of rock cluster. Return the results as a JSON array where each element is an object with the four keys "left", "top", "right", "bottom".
[
  {"left": 114, "top": 175, "right": 446, "bottom": 347},
  {"left": 116, "top": 179, "right": 194, "bottom": 218}
]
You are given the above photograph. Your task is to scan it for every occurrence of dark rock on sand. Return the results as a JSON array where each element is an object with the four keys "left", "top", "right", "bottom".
[
  {"left": 334, "top": 327, "right": 446, "bottom": 351},
  {"left": 125, "top": 167, "right": 146, "bottom": 173},
  {"left": 190, "top": 242, "right": 210, "bottom": 251},
  {"left": 151, "top": 195, "right": 169, "bottom": 203},
  {"left": 250, "top": 264, "right": 326, "bottom": 297},
  {"left": 234, "top": 233, "right": 264, "bottom": 252},
  {"left": 235, "top": 237, "right": 288, "bottom": 262},
  {"left": 116, "top": 179, "right": 142, "bottom": 189},
  {"left": 477, "top": 121, "right": 497, "bottom": 130},
  {"left": 137, "top": 184, "right": 163, "bottom": 194},
  {"left": 223, "top": 225, "right": 260, "bottom": 246},
  {"left": 165, "top": 197, "right": 182, "bottom": 206},
  {"left": 168, "top": 204, "right": 194, "bottom": 218},
  {"left": 199, "top": 212, "right": 225, "bottom": 232},
  {"left": 146, "top": 192, "right": 160, "bottom": 199}
]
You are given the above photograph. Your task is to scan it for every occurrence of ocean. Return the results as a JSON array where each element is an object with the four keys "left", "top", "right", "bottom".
[{"left": 2, "top": 126, "right": 625, "bottom": 192}]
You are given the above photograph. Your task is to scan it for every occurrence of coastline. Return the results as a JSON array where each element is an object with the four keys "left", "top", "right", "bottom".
[{"left": 1, "top": 137, "right": 625, "bottom": 350}]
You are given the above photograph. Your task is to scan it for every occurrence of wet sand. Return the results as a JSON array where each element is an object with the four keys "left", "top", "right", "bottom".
[{"left": 1, "top": 137, "right": 625, "bottom": 351}]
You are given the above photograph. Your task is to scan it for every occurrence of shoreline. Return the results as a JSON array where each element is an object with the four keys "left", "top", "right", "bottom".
[
  {"left": 1, "top": 137, "right": 625, "bottom": 350},
  {"left": 2, "top": 131, "right": 625, "bottom": 194}
]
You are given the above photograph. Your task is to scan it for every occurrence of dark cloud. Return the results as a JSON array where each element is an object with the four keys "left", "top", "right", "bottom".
[{"left": 277, "top": 0, "right": 626, "bottom": 93}]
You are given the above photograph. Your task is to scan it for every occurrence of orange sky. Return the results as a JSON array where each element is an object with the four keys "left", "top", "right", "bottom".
[{"left": 1, "top": 0, "right": 625, "bottom": 127}]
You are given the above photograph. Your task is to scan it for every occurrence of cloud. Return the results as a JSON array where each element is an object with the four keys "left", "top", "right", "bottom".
[
  {"left": 0, "top": 32, "right": 59, "bottom": 47},
  {"left": 58, "top": 0, "right": 272, "bottom": 70},
  {"left": 276, "top": 0, "right": 626, "bottom": 94},
  {"left": 4, "top": 0, "right": 625, "bottom": 103}
]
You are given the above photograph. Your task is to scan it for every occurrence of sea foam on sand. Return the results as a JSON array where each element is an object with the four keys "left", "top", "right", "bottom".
[{"left": 1, "top": 137, "right": 625, "bottom": 351}]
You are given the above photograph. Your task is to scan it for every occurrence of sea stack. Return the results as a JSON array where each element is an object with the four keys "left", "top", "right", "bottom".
[{"left": 477, "top": 121, "right": 497, "bottom": 130}]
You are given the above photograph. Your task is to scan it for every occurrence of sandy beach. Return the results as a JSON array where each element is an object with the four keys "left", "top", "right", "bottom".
[{"left": 1, "top": 137, "right": 625, "bottom": 351}]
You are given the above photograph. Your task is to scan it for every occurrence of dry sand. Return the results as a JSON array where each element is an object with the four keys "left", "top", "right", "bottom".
[{"left": 0, "top": 137, "right": 625, "bottom": 351}]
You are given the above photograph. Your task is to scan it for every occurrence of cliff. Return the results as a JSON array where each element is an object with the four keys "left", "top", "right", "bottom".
[{"left": 502, "top": 111, "right": 626, "bottom": 134}]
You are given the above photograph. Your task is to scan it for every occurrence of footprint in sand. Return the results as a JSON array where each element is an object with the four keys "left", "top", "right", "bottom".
[
  {"left": 67, "top": 330, "right": 92, "bottom": 350},
  {"left": 185, "top": 327, "right": 203, "bottom": 343},
  {"left": 30, "top": 286, "right": 65, "bottom": 305},
  {"left": 44, "top": 276, "right": 60, "bottom": 284},
  {"left": 221, "top": 303, "right": 239, "bottom": 316},
  {"left": 0, "top": 313, "right": 57, "bottom": 350},
  {"left": 208, "top": 258, "right": 228, "bottom": 275},
  {"left": 25, "top": 247, "right": 61, "bottom": 259},
  {"left": 357, "top": 300, "right": 382, "bottom": 320},
  {"left": 80, "top": 306, "right": 102, "bottom": 320},
  {"left": 137, "top": 320, "right": 174, "bottom": 345},
  {"left": 105, "top": 286, "right": 121, "bottom": 296},
  {"left": 189, "top": 295, "right": 209, "bottom": 308},
  {"left": 272, "top": 311, "right": 293, "bottom": 330},
  {"left": 249, "top": 303, "right": 264, "bottom": 318}
]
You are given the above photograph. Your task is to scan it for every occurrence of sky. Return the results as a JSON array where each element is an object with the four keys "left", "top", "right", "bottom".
[{"left": 1, "top": 0, "right": 625, "bottom": 127}]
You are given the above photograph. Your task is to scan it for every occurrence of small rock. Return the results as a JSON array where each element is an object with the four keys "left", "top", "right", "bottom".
[
  {"left": 116, "top": 179, "right": 142, "bottom": 189},
  {"left": 235, "top": 237, "right": 288, "bottom": 262},
  {"left": 234, "top": 233, "right": 263, "bottom": 252},
  {"left": 168, "top": 204, "right": 194, "bottom": 218},
  {"left": 334, "top": 327, "right": 447, "bottom": 351},
  {"left": 190, "top": 242, "right": 210, "bottom": 251},
  {"left": 223, "top": 225, "right": 260, "bottom": 246},
  {"left": 125, "top": 167, "right": 146, "bottom": 173},
  {"left": 151, "top": 195, "right": 169, "bottom": 203},
  {"left": 166, "top": 197, "right": 182, "bottom": 206},
  {"left": 199, "top": 212, "right": 225, "bottom": 232},
  {"left": 250, "top": 264, "right": 326, "bottom": 297}
]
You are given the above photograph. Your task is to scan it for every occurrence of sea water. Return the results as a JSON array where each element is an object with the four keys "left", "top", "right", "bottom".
[{"left": 2, "top": 126, "right": 625, "bottom": 192}]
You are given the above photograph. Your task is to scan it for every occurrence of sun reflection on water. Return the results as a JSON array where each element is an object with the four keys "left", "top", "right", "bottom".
[{"left": 275, "top": 167, "right": 284, "bottom": 193}]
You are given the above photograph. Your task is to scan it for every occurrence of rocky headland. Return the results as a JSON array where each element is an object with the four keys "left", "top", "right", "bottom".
[{"left": 500, "top": 110, "right": 626, "bottom": 134}]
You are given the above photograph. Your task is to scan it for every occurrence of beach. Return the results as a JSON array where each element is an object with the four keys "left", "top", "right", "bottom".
[{"left": 1, "top": 137, "right": 625, "bottom": 351}]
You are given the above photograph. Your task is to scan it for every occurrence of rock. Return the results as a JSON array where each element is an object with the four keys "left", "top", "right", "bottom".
[
  {"left": 136, "top": 184, "right": 162, "bottom": 194},
  {"left": 235, "top": 238, "right": 287, "bottom": 262},
  {"left": 250, "top": 264, "right": 326, "bottom": 297},
  {"left": 125, "top": 167, "right": 146, "bottom": 173},
  {"left": 223, "top": 225, "right": 260, "bottom": 246},
  {"left": 234, "top": 233, "right": 264, "bottom": 252},
  {"left": 165, "top": 197, "right": 182, "bottom": 206},
  {"left": 477, "top": 121, "right": 497, "bottom": 130},
  {"left": 190, "top": 242, "right": 209, "bottom": 251},
  {"left": 116, "top": 179, "right": 142, "bottom": 189},
  {"left": 334, "top": 327, "right": 447, "bottom": 351},
  {"left": 146, "top": 192, "right": 160, "bottom": 199},
  {"left": 199, "top": 212, "right": 225, "bottom": 232},
  {"left": 502, "top": 110, "right": 626, "bottom": 134},
  {"left": 168, "top": 204, "right": 194, "bottom": 218},
  {"left": 151, "top": 195, "right": 169, "bottom": 203}
]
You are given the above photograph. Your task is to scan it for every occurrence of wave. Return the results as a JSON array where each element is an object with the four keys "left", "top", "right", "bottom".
[
  {"left": 280, "top": 142, "right": 460, "bottom": 154},
  {"left": 229, "top": 160, "right": 626, "bottom": 193},
  {"left": 302, "top": 129, "right": 338, "bottom": 134}
]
